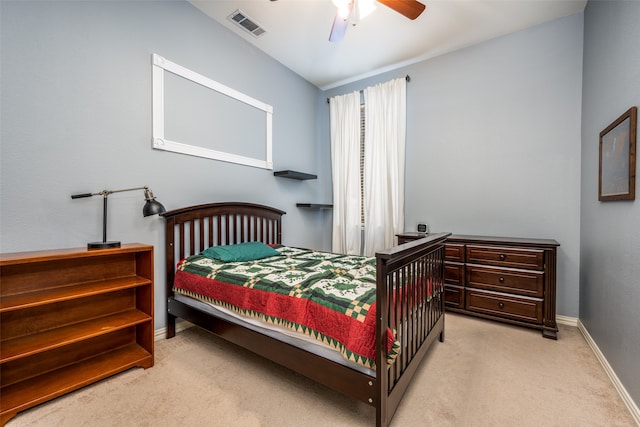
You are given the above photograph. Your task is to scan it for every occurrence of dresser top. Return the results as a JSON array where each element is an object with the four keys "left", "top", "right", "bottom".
[{"left": 447, "top": 234, "right": 559, "bottom": 248}]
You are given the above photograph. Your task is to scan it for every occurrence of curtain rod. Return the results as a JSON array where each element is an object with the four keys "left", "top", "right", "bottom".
[{"left": 326, "top": 75, "right": 410, "bottom": 103}]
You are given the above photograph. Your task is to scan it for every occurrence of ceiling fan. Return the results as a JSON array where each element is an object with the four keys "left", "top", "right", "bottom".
[{"left": 329, "top": 0, "right": 426, "bottom": 42}]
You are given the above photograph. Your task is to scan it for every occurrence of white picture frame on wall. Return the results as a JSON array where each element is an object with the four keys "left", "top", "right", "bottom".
[{"left": 151, "top": 54, "right": 273, "bottom": 170}]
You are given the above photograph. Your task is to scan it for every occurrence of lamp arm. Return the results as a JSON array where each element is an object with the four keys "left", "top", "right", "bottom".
[
  {"left": 107, "top": 186, "right": 149, "bottom": 196},
  {"left": 71, "top": 186, "right": 151, "bottom": 199}
]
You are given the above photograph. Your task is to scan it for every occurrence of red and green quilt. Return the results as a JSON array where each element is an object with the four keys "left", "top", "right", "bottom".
[{"left": 173, "top": 245, "right": 402, "bottom": 369}]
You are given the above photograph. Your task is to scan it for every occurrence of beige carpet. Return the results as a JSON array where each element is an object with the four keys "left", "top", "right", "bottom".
[{"left": 8, "top": 314, "right": 637, "bottom": 427}]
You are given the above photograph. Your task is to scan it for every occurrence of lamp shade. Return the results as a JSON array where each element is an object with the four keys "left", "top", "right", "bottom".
[
  {"left": 142, "top": 187, "right": 166, "bottom": 217},
  {"left": 143, "top": 199, "right": 166, "bottom": 217}
]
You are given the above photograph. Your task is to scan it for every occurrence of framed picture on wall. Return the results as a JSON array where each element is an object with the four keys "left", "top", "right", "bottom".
[{"left": 599, "top": 106, "right": 637, "bottom": 201}]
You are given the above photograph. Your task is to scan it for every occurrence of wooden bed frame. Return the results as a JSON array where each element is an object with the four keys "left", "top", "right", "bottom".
[{"left": 162, "top": 202, "right": 448, "bottom": 427}]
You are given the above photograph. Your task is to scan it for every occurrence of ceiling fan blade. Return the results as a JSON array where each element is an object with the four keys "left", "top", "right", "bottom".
[
  {"left": 329, "top": 2, "right": 353, "bottom": 42},
  {"left": 376, "top": 0, "right": 425, "bottom": 20}
]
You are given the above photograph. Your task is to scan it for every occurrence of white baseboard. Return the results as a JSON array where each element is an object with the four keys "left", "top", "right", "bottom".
[
  {"left": 556, "top": 314, "right": 579, "bottom": 327},
  {"left": 578, "top": 319, "right": 640, "bottom": 426},
  {"left": 154, "top": 320, "right": 194, "bottom": 341}
]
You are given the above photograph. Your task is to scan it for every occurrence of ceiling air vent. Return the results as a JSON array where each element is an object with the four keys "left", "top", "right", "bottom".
[{"left": 228, "top": 10, "right": 267, "bottom": 38}]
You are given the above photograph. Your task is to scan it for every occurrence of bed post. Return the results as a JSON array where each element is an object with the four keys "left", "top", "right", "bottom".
[
  {"left": 374, "top": 233, "right": 450, "bottom": 427},
  {"left": 375, "top": 254, "right": 390, "bottom": 427},
  {"left": 162, "top": 214, "right": 177, "bottom": 338}
]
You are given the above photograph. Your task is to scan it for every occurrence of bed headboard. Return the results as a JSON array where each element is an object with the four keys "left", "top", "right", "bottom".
[{"left": 161, "top": 202, "right": 286, "bottom": 294}]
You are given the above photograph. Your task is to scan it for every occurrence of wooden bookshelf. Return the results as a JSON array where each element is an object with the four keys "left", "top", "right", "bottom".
[{"left": 0, "top": 244, "right": 154, "bottom": 425}]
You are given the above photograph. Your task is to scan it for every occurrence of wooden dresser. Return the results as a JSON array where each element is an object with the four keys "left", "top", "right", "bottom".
[
  {"left": 0, "top": 244, "right": 154, "bottom": 425},
  {"left": 397, "top": 232, "right": 560, "bottom": 338},
  {"left": 445, "top": 235, "right": 560, "bottom": 339}
]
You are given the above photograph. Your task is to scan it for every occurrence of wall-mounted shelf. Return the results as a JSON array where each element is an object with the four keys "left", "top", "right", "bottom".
[
  {"left": 274, "top": 170, "right": 317, "bottom": 180},
  {"left": 296, "top": 203, "right": 333, "bottom": 210}
]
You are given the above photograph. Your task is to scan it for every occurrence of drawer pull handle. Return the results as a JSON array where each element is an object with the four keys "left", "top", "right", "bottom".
[
  {"left": 499, "top": 277, "right": 505, "bottom": 283},
  {"left": 498, "top": 302, "right": 505, "bottom": 309},
  {"left": 499, "top": 254, "right": 506, "bottom": 260}
]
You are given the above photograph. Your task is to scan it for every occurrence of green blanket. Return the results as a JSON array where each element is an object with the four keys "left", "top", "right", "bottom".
[{"left": 173, "top": 245, "right": 401, "bottom": 369}]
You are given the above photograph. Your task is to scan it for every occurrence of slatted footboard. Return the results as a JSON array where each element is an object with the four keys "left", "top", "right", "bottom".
[{"left": 375, "top": 234, "right": 448, "bottom": 426}]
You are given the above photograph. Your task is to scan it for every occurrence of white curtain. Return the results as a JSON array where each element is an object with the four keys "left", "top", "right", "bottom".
[
  {"left": 363, "top": 78, "right": 406, "bottom": 256},
  {"left": 329, "top": 91, "right": 361, "bottom": 255}
]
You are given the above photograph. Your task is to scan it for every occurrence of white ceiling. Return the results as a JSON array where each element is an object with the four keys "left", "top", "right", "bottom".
[{"left": 189, "top": 0, "right": 586, "bottom": 90}]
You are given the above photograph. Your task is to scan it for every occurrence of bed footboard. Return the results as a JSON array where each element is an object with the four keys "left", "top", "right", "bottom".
[{"left": 375, "top": 233, "right": 449, "bottom": 426}]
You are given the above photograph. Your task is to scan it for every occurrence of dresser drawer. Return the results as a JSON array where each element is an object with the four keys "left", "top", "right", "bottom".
[
  {"left": 444, "top": 262, "right": 465, "bottom": 286},
  {"left": 445, "top": 244, "right": 465, "bottom": 262},
  {"left": 465, "top": 289, "right": 543, "bottom": 323},
  {"left": 466, "top": 265, "right": 543, "bottom": 297},
  {"left": 445, "top": 285, "right": 464, "bottom": 309},
  {"left": 466, "top": 245, "right": 544, "bottom": 270}
]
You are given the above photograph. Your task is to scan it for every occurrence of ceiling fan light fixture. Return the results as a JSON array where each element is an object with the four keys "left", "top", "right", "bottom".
[
  {"left": 331, "top": 0, "right": 350, "bottom": 8},
  {"left": 332, "top": 0, "right": 353, "bottom": 19},
  {"left": 355, "top": 0, "right": 376, "bottom": 20}
]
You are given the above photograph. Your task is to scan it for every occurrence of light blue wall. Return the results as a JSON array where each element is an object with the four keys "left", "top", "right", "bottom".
[
  {"left": 322, "top": 14, "right": 584, "bottom": 319},
  {"left": 3, "top": 0, "right": 638, "bottom": 409},
  {"left": 581, "top": 0, "right": 640, "bottom": 408},
  {"left": 0, "top": 0, "right": 324, "bottom": 329}
]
